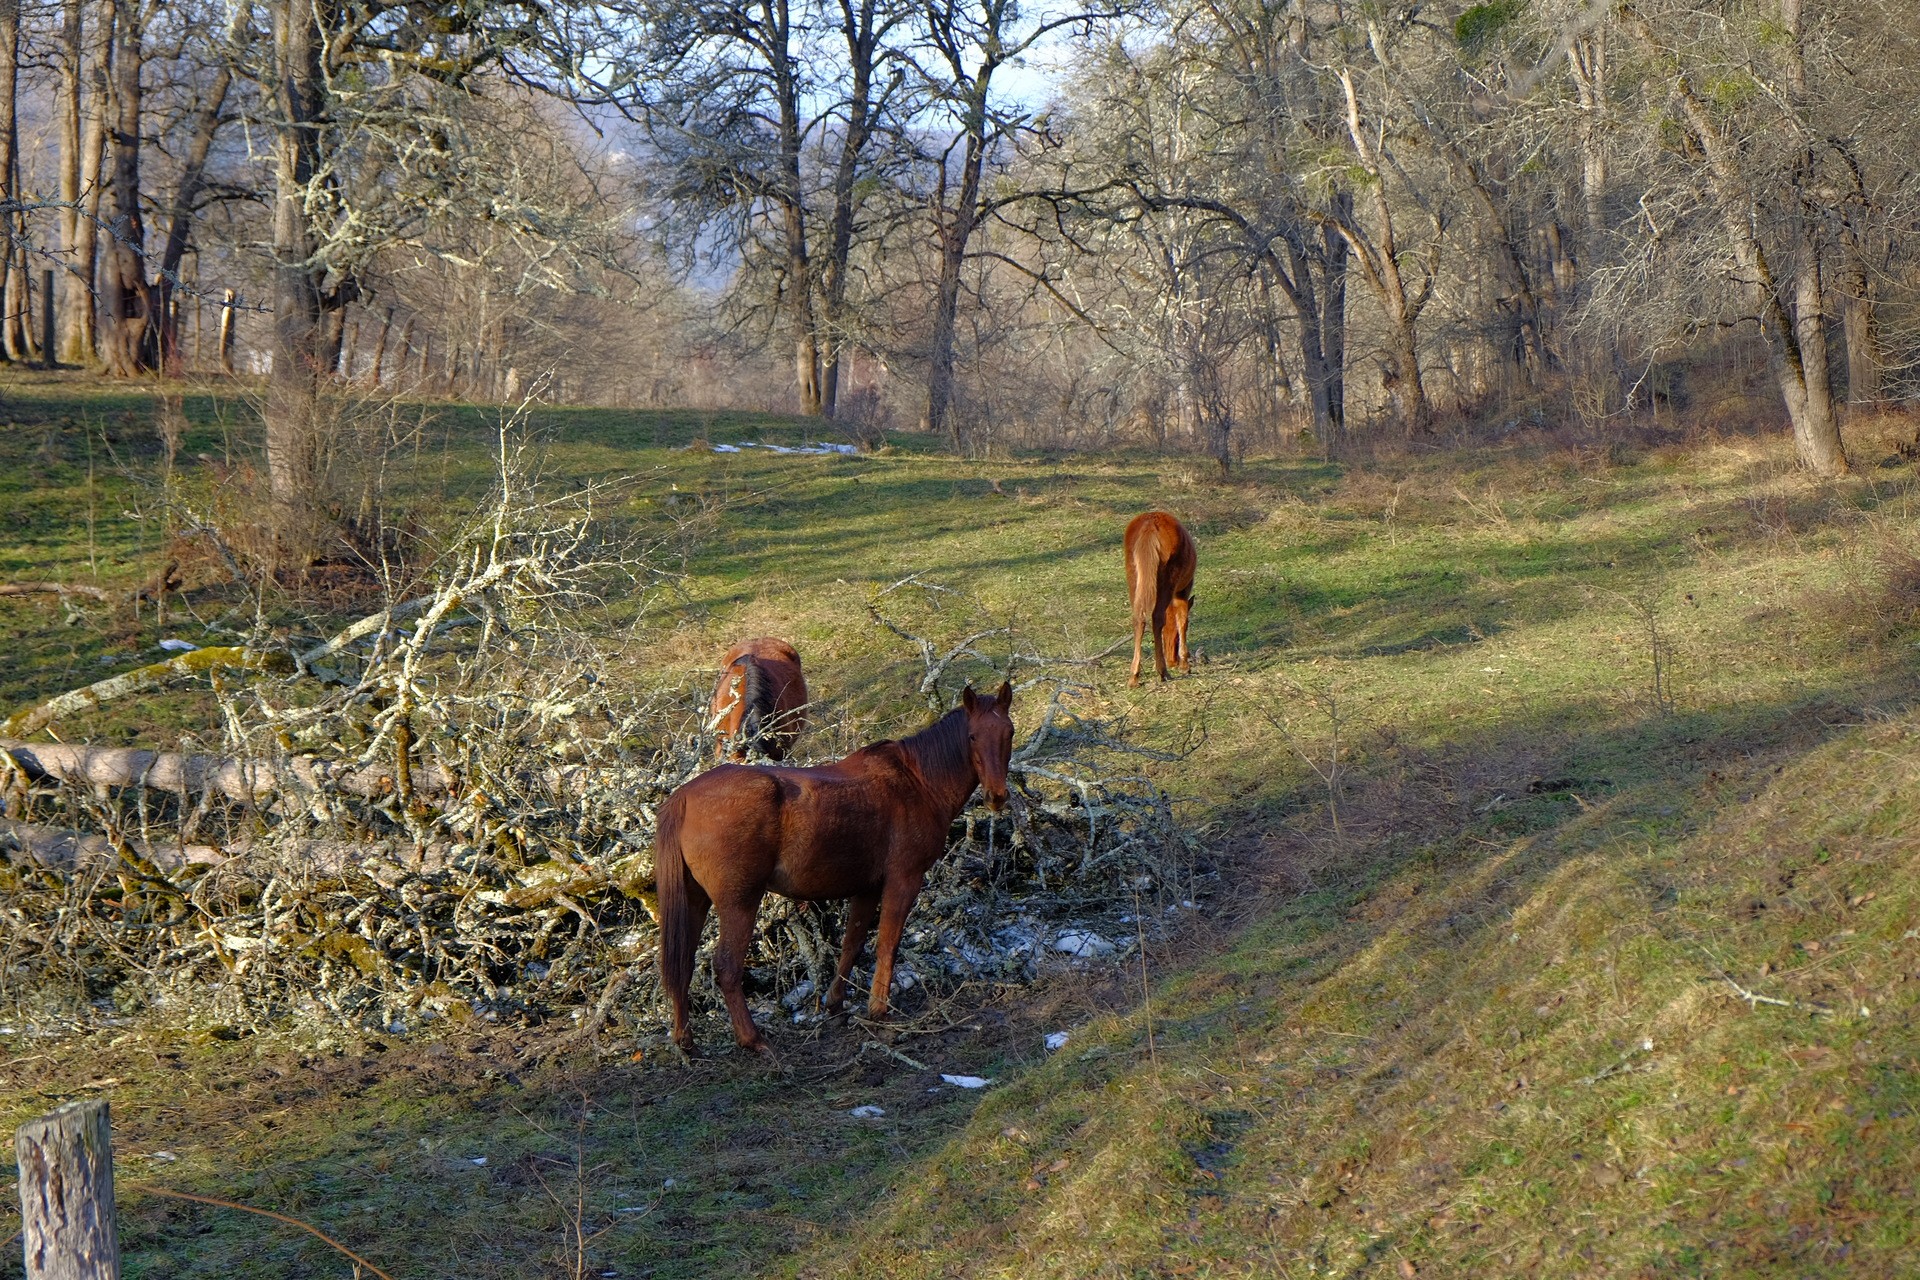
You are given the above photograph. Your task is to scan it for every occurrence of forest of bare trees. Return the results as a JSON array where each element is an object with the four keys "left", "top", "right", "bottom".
[{"left": 2, "top": 0, "right": 1917, "bottom": 476}]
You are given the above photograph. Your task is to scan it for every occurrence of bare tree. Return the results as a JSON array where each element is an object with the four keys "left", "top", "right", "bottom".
[{"left": 911, "top": 0, "right": 1118, "bottom": 447}]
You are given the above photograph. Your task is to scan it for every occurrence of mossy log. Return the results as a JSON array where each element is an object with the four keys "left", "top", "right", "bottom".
[{"left": 2, "top": 646, "right": 293, "bottom": 738}]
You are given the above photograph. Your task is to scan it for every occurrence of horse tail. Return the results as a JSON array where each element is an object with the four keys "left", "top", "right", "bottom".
[
  {"left": 1127, "top": 526, "right": 1162, "bottom": 626},
  {"left": 656, "top": 794, "right": 695, "bottom": 1001},
  {"left": 736, "top": 654, "right": 774, "bottom": 755}
]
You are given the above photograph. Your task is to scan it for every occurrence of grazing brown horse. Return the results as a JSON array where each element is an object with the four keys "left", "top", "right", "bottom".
[
  {"left": 707, "top": 638, "right": 809, "bottom": 761},
  {"left": 1125, "top": 510, "right": 1196, "bottom": 686},
  {"left": 658, "top": 682, "right": 1015, "bottom": 1055}
]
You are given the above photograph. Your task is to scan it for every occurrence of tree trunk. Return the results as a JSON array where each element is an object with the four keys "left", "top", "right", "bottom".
[
  {"left": 1272, "top": 238, "right": 1335, "bottom": 446},
  {"left": 369, "top": 306, "right": 394, "bottom": 385},
  {"left": 62, "top": 0, "right": 112, "bottom": 365},
  {"left": 152, "top": 5, "right": 242, "bottom": 376},
  {"left": 1568, "top": 26, "right": 1608, "bottom": 249},
  {"left": 818, "top": 0, "right": 885, "bottom": 418},
  {"left": 1832, "top": 151, "right": 1881, "bottom": 405},
  {"left": 14, "top": 1099, "right": 121, "bottom": 1280},
  {"left": 99, "top": 0, "right": 151, "bottom": 378},
  {"left": 265, "top": 0, "right": 329, "bottom": 534},
  {"left": 1661, "top": 68, "right": 1848, "bottom": 474},
  {"left": 784, "top": 202, "right": 822, "bottom": 415},
  {"left": 926, "top": 97, "right": 987, "bottom": 448},
  {"left": 1837, "top": 243, "right": 1879, "bottom": 405},
  {"left": 1332, "top": 68, "right": 1428, "bottom": 434},
  {"left": 55, "top": 0, "right": 83, "bottom": 364},
  {"left": 1318, "top": 202, "right": 1348, "bottom": 440},
  {"left": 0, "top": 0, "right": 23, "bottom": 361}
]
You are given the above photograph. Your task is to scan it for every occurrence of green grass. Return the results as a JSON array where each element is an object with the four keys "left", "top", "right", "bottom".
[{"left": 4, "top": 370, "right": 1920, "bottom": 1277}]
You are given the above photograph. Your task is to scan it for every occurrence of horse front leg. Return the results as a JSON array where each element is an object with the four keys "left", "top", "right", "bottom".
[
  {"left": 824, "top": 892, "right": 879, "bottom": 1016},
  {"left": 713, "top": 897, "right": 772, "bottom": 1056},
  {"left": 866, "top": 873, "right": 926, "bottom": 1024}
]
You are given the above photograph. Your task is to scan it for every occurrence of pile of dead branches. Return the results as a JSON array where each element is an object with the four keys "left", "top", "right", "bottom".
[{"left": 1, "top": 475, "right": 1195, "bottom": 1045}]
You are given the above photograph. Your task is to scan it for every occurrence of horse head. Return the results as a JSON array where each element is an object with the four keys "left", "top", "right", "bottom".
[
  {"left": 961, "top": 680, "right": 1015, "bottom": 811},
  {"left": 1169, "top": 589, "right": 1193, "bottom": 660}
]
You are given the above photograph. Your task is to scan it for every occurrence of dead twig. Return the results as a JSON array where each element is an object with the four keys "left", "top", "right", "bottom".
[{"left": 128, "top": 1184, "right": 398, "bottom": 1280}]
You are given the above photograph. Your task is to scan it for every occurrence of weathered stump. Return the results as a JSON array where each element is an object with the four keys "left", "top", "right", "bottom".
[{"left": 14, "top": 1098, "right": 121, "bottom": 1280}]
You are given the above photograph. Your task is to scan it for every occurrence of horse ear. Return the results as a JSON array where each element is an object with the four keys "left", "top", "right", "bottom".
[
  {"left": 962, "top": 684, "right": 978, "bottom": 712},
  {"left": 996, "top": 679, "right": 1013, "bottom": 709}
]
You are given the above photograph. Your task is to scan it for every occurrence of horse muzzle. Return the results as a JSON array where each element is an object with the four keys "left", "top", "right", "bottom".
[{"left": 983, "top": 788, "right": 1009, "bottom": 813}]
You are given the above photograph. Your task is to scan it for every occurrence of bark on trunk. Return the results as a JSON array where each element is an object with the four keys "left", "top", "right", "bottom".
[
  {"left": 0, "top": 0, "right": 24, "bottom": 361},
  {"left": 1275, "top": 236, "right": 1338, "bottom": 446},
  {"left": 1332, "top": 68, "right": 1429, "bottom": 434},
  {"left": 62, "top": 0, "right": 112, "bottom": 365},
  {"left": 926, "top": 82, "right": 988, "bottom": 448},
  {"left": 54, "top": 0, "right": 82, "bottom": 364},
  {"left": 926, "top": 228, "right": 970, "bottom": 446},
  {"left": 1663, "top": 68, "right": 1849, "bottom": 474},
  {"left": 265, "top": 0, "right": 329, "bottom": 532},
  {"left": 369, "top": 306, "right": 394, "bottom": 385},
  {"left": 767, "top": 0, "right": 822, "bottom": 416},
  {"left": 1832, "top": 153, "right": 1882, "bottom": 405},
  {"left": 1318, "top": 205, "right": 1348, "bottom": 440},
  {"left": 1569, "top": 26, "right": 1608, "bottom": 248},
  {"left": 818, "top": 0, "right": 887, "bottom": 418},
  {"left": 98, "top": 0, "right": 150, "bottom": 378},
  {"left": 1837, "top": 246, "right": 1879, "bottom": 405}
]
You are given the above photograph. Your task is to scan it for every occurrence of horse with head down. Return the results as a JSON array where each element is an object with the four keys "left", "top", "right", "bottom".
[
  {"left": 657, "top": 682, "right": 1015, "bottom": 1055},
  {"left": 708, "top": 637, "right": 808, "bottom": 761},
  {"left": 1124, "top": 511, "right": 1196, "bottom": 686}
]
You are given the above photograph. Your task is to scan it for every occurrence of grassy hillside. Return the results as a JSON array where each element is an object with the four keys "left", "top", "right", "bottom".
[{"left": 3, "top": 372, "right": 1919, "bottom": 1277}]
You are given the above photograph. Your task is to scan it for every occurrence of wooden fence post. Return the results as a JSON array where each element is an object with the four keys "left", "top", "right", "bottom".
[
  {"left": 217, "top": 289, "right": 237, "bottom": 375},
  {"left": 14, "top": 1098, "right": 121, "bottom": 1280}
]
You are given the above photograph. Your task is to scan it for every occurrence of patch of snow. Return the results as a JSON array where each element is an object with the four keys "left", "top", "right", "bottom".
[
  {"left": 469, "top": 1156, "right": 488, "bottom": 1167},
  {"left": 713, "top": 440, "right": 859, "bottom": 456},
  {"left": 1054, "top": 930, "right": 1115, "bottom": 959},
  {"left": 940, "top": 1074, "right": 992, "bottom": 1089},
  {"left": 158, "top": 638, "right": 199, "bottom": 652},
  {"left": 849, "top": 1104, "right": 886, "bottom": 1118},
  {"left": 781, "top": 979, "right": 815, "bottom": 1010},
  {"left": 1045, "top": 1031, "right": 1070, "bottom": 1051}
]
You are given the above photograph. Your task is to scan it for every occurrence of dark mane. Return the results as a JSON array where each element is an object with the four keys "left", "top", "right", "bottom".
[
  {"left": 736, "top": 654, "right": 775, "bottom": 747},
  {"left": 896, "top": 706, "right": 971, "bottom": 785}
]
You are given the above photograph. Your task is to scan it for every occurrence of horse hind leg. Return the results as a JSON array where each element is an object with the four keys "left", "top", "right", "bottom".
[
  {"left": 665, "top": 882, "right": 711, "bottom": 1055},
  {"left": 825, "top": 893, "right": 879, "bottom": 1015},
  {"left": 1152, "top": 596, "right": 1172, "bottom": 682},
  {"left": 713, "top": 897, "right": 773, "bottom": 1056}
]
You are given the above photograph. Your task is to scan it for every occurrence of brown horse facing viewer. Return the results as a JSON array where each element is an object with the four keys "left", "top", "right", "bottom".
[
  {"left": 708, "top": 638, "right": 809, "bottom": 761},
  {"left": 1124, "top": 510, "right": 1197, "bottom": 686},
  {"left": 658, "top": 682, "right": 1015, "bottom": 1055}
]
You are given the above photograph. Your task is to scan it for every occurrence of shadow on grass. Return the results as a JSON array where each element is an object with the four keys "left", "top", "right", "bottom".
[{"left": 780, "top": 653, "right": 1920, "bottom": 1278}]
